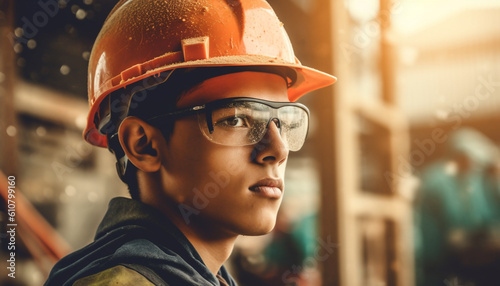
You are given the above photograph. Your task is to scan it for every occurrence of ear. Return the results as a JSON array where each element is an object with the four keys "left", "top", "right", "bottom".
[{"left": 118, "top": 116, "right": 163, "bottom": 173}]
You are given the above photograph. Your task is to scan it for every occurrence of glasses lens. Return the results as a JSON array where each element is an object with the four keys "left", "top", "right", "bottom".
[
  {"left": 198, "top": 100, "right": 309, "bottom": 151},
  {"left": 278, "top": 106, "right": 309, "bottom": 151}
]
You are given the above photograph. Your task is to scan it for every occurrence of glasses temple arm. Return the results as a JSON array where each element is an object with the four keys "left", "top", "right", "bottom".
[{"left": 145, "top": 104, "right": 206, "bottom": 123}]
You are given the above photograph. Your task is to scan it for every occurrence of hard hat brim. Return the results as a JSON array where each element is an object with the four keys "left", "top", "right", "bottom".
[{"left": 84, "top": 55, "right": 336, "bottom": 147}]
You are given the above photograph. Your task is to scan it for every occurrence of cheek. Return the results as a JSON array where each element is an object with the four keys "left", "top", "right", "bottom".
[
  {"left": 196, "top": 148, "right": 251, "bottom": 196},
  {"left": 166, "top": 120, "right": 252, "bottom": 190}
]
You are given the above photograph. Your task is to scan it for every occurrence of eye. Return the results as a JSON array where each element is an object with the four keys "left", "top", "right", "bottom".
[{"left": 216, "top": 115, "right": 250, "bottom": 128}]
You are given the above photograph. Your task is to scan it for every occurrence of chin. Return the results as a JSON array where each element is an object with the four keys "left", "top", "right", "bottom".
[
  {"left": 239, "top": 228, "right": 275, "bottom": 237},
  {"left": 238, "top": 217, "right": 277, "bottom": 236},
  {"left": 253, "top": 226, "right": 276, "bottom": 236}
]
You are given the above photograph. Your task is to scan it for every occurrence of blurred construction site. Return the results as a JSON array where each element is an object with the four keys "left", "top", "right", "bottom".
[{"left": 1, "top": 0, "right": 500, "bottom": 285}]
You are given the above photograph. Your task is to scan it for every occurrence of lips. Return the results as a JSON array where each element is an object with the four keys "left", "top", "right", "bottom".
[{"left": 249, "top": 178, "right": 283, "bottom": 199}]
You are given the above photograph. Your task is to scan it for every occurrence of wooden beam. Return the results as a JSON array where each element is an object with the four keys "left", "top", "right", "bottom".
[
  {"left": 15, "top": 80, "right": 88, "bottom": 131},
  {"left": 0, "top": 0, "right": 18, "bottom": 175},
  {"left": 309, "top": 0, "right": 341, "bottom": 285},
  {"left": 380, "top": 0, "right": 397, "bottom": 105}
]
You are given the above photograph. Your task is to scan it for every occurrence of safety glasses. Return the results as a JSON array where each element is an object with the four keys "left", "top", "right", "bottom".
[{"left": 147, "top": 97, "right": 310, "bottom": 151}]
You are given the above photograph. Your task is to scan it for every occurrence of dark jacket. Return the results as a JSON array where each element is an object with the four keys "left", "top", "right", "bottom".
[{"left": 45, "top": 197, "right": 237, "bottom": 286}]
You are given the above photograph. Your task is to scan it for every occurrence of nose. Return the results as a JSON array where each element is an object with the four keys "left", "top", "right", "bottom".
[{"left": 252, "top": 119, "right": 288, "bottom": 165}]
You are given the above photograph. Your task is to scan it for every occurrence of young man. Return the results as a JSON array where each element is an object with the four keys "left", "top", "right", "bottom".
[{"left": 45, "top": 0, "right": 336, "bottom": 285}]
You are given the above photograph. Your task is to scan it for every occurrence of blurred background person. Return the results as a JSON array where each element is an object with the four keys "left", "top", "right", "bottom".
[{"left": 414, "top": 128, "right": 500, "bottom": 286}]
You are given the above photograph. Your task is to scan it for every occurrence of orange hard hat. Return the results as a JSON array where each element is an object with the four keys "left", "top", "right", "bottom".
[{"left": 84, "top": 0, "right": 336, "bottom": 147}]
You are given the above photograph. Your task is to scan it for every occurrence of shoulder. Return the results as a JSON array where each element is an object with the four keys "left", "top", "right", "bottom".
[
  {"left": 73, "top": 265, "right": 157, "bottom": 286},
  {"left": 46, "top": 237, "right": 169, "bottom": 285}
]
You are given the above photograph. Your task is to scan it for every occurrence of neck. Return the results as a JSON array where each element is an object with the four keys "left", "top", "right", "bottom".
[
  {"left": 140, "top": 174, "right": 238, "bottom": 275},
  {"left": 166, "top": 209, "right": 238, "bottom": 275},
  {"left": 179, "top": 224, "right": 238, "bottom": 275},
  {"left": 144, "top": 195, "right": 237, "bottom": 275}
]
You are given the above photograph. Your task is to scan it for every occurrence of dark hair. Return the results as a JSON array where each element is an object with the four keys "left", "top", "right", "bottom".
[{"left": 116, "top": 72, "right": 186, "bottom": 200}]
